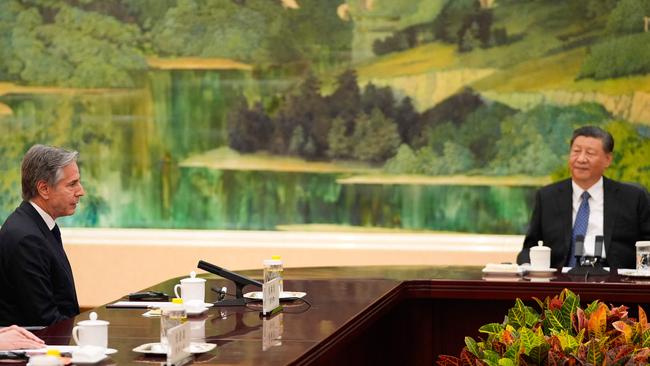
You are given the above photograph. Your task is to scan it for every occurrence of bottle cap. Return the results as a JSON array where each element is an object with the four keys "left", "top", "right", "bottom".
[
  {"left": 263, "top": 259, "right": 282, "bottom": 266},
  {"left": 271, "top": 255, "right": 281, "bottom": 260},
  {"left": 46, "top": 350, "right": 61, "bottom": 357},
  {"left": 172, "top": 298, "right": 183, "bottom": 304}
]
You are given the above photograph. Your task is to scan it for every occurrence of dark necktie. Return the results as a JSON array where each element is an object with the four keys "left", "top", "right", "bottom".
[
  {"left": 568, "top": 191, "right": 590, "bottom": 267},
  {"left": 51, "top": 224, "right": 63, "bottom": 246}
]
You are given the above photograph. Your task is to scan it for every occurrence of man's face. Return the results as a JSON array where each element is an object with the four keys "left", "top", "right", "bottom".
[
  {"left": 568, "top": 136, "right": 612, "bottom": 189},
  {"left": 44, "top": 162, "right": 85, "bottom": 219}
]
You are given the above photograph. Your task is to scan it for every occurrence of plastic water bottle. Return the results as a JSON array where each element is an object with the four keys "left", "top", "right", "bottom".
[
  {"left": 263, "top": 255, "right": 283, "bottom": 293},
  {"left": 160, "top": 298, "right": 187, "bottom": 350}
]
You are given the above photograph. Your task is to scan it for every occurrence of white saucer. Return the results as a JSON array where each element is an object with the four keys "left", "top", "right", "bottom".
[
  {"left": 22, "top": 346, "right": 117, "bottom": 355},
  {"left": 243, "top": 291, "right": 307, "bottom": 301},
  {"left": 526, "top": 268, "right": 557, "bottom": 277},
  {"left": 481, "top": 268, "right": 524, "bottom": 276},
  {"left": 186, "top": 306, "right": 209, "bottom": 316},
  {"left": 619, "top": 269, "right": 650, "bottom": 278},
  {"left": 132, "top": 342, "right": 216, "bottom": 354}
]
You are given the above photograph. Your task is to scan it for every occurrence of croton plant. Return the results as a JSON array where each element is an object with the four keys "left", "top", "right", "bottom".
[{"left": 437, "top": 288, "right": 650, "bottom": 365}]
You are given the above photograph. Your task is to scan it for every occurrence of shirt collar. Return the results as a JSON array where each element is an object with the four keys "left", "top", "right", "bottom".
[
  {"left": 29, "top": 201, "right": 56, "bottom": 230},
  {"left": 571, "top": 177, "right": 604, "bottom": 202}
]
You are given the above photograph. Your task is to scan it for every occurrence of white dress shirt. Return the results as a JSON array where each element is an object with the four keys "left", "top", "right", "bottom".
[
  {"left": 29, "top": 200, "right": 56, "bottom": 230},
  {"left": 571, "top": 177, "right": 605, "bottom": 258}
]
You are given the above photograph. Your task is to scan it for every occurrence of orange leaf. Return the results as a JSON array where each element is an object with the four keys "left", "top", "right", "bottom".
[
  {"left": 640, "top": 306, "right": 649, "bottom": 331},
  {"left": 612, "top": 321, "right": 632, "bottom": 343},
  {"left": 587, "top": 303, "right": 607, "bottom": 339}
]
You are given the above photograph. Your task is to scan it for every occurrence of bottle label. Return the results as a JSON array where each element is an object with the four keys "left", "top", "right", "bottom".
[{"left": 262, "top": 277, "right": 281, "bottom": 316}]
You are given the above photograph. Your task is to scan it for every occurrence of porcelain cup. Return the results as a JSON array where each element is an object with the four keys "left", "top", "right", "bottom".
[
  {"left": 72, "top": 312, "right": 109, "bottom": 349},
  {"left": 530, "top": 245, "right": 551, "bottom": 269},
  {"left": 174, "top": 271, "right": 206, "bottom": 303}
]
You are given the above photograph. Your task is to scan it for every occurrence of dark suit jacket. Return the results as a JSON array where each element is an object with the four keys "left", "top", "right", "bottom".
[
  {"left": 0, "top": 201, "right": 79, "bottom": 326},
  {"left": 517, "top": 177, "right": 650, "bottom": 269}
]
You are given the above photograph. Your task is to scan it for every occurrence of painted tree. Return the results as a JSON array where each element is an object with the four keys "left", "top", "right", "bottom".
[{"left": 352, "top": 109, "right": 401, "bottom": 163}]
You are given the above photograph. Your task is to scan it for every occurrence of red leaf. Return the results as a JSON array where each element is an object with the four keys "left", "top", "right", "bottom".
[
  {"left": 436, "top": 355, "right": 461, "bottom": 366},
  {"left": 549, "top": 297, "right": 563, "bottom": 311},
  {"left": 460, "top": 348, "right": 478, "bottom": 366}
]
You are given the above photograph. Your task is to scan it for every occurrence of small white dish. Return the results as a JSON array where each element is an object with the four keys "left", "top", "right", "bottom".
[
  {"left": 243, "top": 291, "right": 307, "bottom": 301},
  {"left": 71, "top": 346, "right": 114, "bottom": 364},
  {"left": 619, "top": 269, "right": 650, "bottom": 278},
  {"left": 481, "top": 267, "right": 524, "bottom": 276},
  {"left": 21, "top": 346, "right": 117, "bottom": 355},
  {"left": 186, "top": 306, "right": 209, "bottom": 316},
  {"left": 526, "top": 268, "right": 557, "bottom": 277},
  {"left": 132, "top": 342, "right": 216, "bottom": 355}
]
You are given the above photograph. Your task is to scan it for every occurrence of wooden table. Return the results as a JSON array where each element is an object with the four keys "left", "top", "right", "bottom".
[{"left": 32, "top": 266, "right": 650, "bottom": 365}]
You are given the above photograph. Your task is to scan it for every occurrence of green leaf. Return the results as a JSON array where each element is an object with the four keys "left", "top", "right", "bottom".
[
  {"left": 560, "top": 291, "right": 580, "bottom": 330},
  {"left": 520, "top": 328, "right": 543, "bottom": 353},
  {"left": 498, "top": 358, "right": 516, "bottom": 366},
  {"left": 642, "top": 329, "right": 650, "bottom": 347},
  {"left": 503, "top": 339, "right": 522, "bottom": 360},
  {"left": 528, "top": 343, "right": 551, "bottom": 364},
  {"left": 586, "top": 340, "right": 605, "bottom": 365},
  {"left": 525, "top": 306, "right": 540, "bottom": 327},
  {"left": 545, "top": 310, "right": 565, "bottom": 332},
  {"left": 508, "top": 306, "right": 526, "bottom": 329},
  {"left": 480, "top": 323, "right": 505, "bottom": 335},
  {"left": 552, "top": 330, "right": 580, "bottom": 352},
  {"left": 585, "top": 300, "right": 599, "bottom": 315},
  {"left": 484, "top": 350, "right": 500, "bottom": 363},
  {"left": 465, "top": 337, "right": 480, "bottom": 357}
]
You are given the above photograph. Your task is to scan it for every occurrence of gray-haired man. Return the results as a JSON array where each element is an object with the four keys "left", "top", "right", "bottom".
[{"left": 0, "top": 145, "right": 84, "bottom": 326}]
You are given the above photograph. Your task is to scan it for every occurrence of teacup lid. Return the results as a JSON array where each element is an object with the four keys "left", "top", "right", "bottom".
[
  {"left": 530, "top": 241, "right": 550, "bottom": 251},
  {"left": 77, "top": 312, "right": 109, "bottom": 326},
  {"left": 181, "top": 271, "right": 205, "bottom": 283}
]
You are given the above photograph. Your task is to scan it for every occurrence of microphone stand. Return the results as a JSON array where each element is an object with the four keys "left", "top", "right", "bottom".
[
  {"left": 567, "top": 235, "right": 609, "bottom": 276},
  {"left": 198, "top": 260, "right": 262, "bottom": 306}
]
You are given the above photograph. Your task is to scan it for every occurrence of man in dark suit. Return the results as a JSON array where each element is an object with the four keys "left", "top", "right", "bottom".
[
  {"left": 0, "top": 145, "right": 84, "bottom": 326},
  {"left": 517, "top": 126, "right": 650, "bottom": 269}
]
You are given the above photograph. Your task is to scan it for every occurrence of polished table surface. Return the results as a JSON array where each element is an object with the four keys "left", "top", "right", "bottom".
[{"left": 33, "top": 266, "right": 650, "bottom": 365}]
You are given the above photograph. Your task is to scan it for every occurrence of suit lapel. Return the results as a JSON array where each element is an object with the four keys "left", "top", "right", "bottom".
[
  {"left": 18, "top": 202, "right": 77, "bottom": 296},
  {"left": 603, "top": 177, "right": 616, "bottom": 258},
  {"left": 554, "top": 180, "right": 573, "bottom": 263}
]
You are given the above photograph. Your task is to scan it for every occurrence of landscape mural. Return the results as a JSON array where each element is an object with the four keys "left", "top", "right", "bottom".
[{"left": 1, "top": 0, "right": 649, "bottom": 235}]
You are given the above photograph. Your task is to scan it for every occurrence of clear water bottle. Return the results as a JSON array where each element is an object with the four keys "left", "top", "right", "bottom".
[
  {"left": 263, "top": 255, "right": 283, "bottom": 293},
  {"left": 160, "top": 298, "right": 187, "bottom": 350}
]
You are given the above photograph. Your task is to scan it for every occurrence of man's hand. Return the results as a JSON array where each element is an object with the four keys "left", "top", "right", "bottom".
[{"left": 0, "top": 325, "right": 45, "bottom": 350}]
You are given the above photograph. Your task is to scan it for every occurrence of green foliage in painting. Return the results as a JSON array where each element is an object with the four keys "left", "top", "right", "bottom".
[
  {"left": 3, "top": 0, "right": 146, "bottom": 87},
  {"left": 604, "top": 122, "right": 650, "bottom": 189},
  {"left": 352, "top": 109, "right": 401, "bottom": 163},
  {"left": 579, "top": 32, "right": 650, "bottom": 80},
  {"left": 438, "top": 289, "right": 650, "bottom": 365},
  {"left": 605, "top": 0, "right": 650, "bottom": 36},
  {"left": 489, "top": 103, "right": 610, "bottom": 176}
]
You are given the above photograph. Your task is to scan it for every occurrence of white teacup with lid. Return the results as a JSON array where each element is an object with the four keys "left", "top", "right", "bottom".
[
  {"left": 72, "top": 312, "right": 109, "bottom": 349},
  {"left": 529, "top": 241, "right": 551, "bottom": 270},
  {"left": 174, "top": 271, "right": 206, "bottom": 303}
]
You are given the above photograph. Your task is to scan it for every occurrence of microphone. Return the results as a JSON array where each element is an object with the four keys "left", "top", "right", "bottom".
[
  {"left": 198, "top": 260, "right": 262, "bottom": 306},
  {"left": 574, "top": 235, "right": 585, "bottom": 258},
  {"left": 594, "top": 235, "right": 604, "bottom": 258}
]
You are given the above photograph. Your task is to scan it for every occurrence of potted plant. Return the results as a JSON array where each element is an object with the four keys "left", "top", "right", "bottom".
[{"left": 437, "top": 288, "right": 650, "bottom": 365}]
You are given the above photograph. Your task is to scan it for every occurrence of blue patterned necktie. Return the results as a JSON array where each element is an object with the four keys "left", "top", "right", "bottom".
[{"left": 568, "top": 191, "right": 590, "bottom": 267}]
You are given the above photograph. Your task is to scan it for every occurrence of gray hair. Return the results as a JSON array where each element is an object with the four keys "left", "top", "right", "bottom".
[{"left": 21, "top": 144, "right": 79, "bottom": 200}]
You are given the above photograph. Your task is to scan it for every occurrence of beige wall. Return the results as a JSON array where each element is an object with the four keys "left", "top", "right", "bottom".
[{"left": 63, "top": 228, "right": 523, "bottom": 307}]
